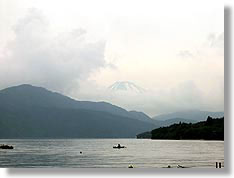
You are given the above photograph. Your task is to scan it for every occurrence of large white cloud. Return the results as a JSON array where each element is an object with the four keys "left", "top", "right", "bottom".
[{"left": 0, "top": 8, "right": 106, "bottom": 93}]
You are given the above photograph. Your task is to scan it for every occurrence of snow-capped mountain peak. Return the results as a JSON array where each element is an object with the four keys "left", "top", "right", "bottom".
[{"left": 108, "top": 81, "right": 145, "bottom": 93}]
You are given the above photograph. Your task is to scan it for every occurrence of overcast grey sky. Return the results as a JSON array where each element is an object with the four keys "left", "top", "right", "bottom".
[{"left": 0, "top": 0, "right": 224, "bottom": 116}]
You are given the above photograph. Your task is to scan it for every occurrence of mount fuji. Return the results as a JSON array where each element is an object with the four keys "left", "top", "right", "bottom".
[{"left": 108, "top": 81, "right": 145, "bottom": 93}]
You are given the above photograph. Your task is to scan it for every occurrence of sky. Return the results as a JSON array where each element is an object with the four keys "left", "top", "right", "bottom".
[{"left": 0, "top": 0, "right": 224, "bottom": 117}]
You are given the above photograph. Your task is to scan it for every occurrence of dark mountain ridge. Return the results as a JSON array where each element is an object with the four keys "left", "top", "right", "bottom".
[
  {"left": 0, "top": 84, "right": 156, "bottom": 138},
  {"left": 0, "top": 84, "right": 154, "bottom": 122}
]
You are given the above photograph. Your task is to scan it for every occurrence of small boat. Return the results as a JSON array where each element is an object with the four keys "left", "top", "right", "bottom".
[
  {"left": 0, "top": 144, "right": 14, "bottom": 149},
  {"left": 113, "top": 144, "right": 126, "bottom": 149},
  {"left": 177, "top": 165, "right": 185, "bottom": 168}
]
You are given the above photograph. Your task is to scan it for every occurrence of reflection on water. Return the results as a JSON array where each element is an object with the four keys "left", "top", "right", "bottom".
[{"left": 0, "top": 139, "right": 224, "bottom": 168}]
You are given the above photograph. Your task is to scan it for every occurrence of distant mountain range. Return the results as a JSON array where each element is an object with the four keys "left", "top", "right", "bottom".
[
  {"left": 152, "top": 118, "right": 197, "bottom": 127},
  {"left": 152, "top": 110, "right": 224, "bottom": 122},
  {"left": 0, "top": 84, "right": 155, "bottom": 138}
]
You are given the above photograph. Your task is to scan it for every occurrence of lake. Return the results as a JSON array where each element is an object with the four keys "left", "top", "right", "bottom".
[{"left": 0, "top": 139, "right": 224, "bottom": 168}]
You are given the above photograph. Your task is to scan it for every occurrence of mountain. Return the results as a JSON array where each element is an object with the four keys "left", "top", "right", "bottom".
[
  {"left": 108, "top": 81, "right": 145, "bottom": 93},
  {"left": 0, "top": 107, "right": 154, "bottom": 138},
  {"left": 0, "top": 84, "right": 151, "bottom": 122},
  {"left": 0, "top": 84, "right": 156, "bottom": 138},
  {"left": 129, "top": 111, "right": 154, "bottom": 123},
  {"left": 152, "top": 110, "right": 224, "bottom": 122}
]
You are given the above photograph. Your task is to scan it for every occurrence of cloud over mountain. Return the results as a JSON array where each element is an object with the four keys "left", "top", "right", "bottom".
[{"left": 0, "top": 8, "right": 106, "bottom": 93}]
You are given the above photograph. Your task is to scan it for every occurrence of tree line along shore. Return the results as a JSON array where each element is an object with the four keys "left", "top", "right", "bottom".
[{"left": 137, "top": 116, "right": 224, "bottom": 140}]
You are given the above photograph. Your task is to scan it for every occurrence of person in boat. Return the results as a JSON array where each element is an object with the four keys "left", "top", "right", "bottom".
[{"left": 113, "top": 143, "right": 126, "bottom": 148}]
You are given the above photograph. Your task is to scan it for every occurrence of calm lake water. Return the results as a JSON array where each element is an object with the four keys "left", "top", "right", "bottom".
[{"left": 0, "top": 139, "right": 224, "bottom": 168}]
